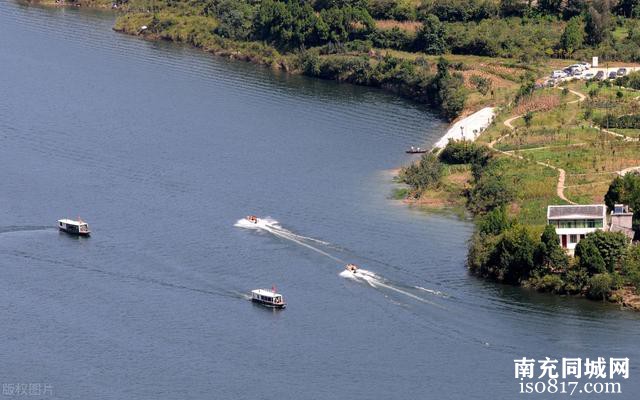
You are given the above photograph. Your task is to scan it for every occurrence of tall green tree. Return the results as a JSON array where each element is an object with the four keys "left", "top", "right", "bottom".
[
  {"left": 559, "top": 17, "right": 584, "bottom": 56},
  {"left": 575, "top": 238, "right": 606, "bottom": 274},
  {"left": 414, "top": 14, "right": 446, "bottom": 55},
  {"left": 584, "top": 2, "right": 611, "bottom": 46},
  {"left": 535, "top": 225, "right": 570, "bottom": 273},
  {"left": 489, "top": 225, "right": 537, "bottom": 284}
]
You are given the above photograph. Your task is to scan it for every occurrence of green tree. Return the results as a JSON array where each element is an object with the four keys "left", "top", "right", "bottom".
[
  {"left": 535, "top": 225, "right": 570, "bottom": 273},
  {"left": 211, "top": 0, "right": 255, "bottom": 40},
  {"left": 478, "top": 206, "right": 511, "bottom": 236},
  {"left": 583, "top": 230, "right": 630, "bottom": 272},
  {"left": 584, "top": 3, "right": 611, "bottom": 46},
  {"left": 515, "top": 73, "right": 535, "bottom": 102},
  {"left": 414, "top": 14, "right": 446, "bottom": 55},
  {"left": 439, "top": 140, "right": 491, "bottom": 165},
  {"left": 431, "top": 57, "right": 467, "bottom": 120},
  {"left": 575, "top": 237, "right": 606, "bottom": 274},
  {"left": 588, "top": 273, "right": 613, "bottom": 300},
  {"left": 466, "top": 168, "right": 514, "bottom": 214},
  {"left": 489, "top": 225, "right": 537, "bottom": 284},
  {"left": 559, "top": 17, "right": 584, "bottom": 56},
  {"left": 399, "top": 153, "right": 444, "bottom": 190}
]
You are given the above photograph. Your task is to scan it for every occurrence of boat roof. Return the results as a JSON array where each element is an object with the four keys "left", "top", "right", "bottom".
[
  {"left": 58, "top": 219, "right": 88, "bottom": 226},
  {"left": 251, "top": 289, "right": 282, "bottom": 297}
]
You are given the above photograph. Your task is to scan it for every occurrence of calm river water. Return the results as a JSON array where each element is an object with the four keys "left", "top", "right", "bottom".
[{"left": 1, "top": 2, "right": 638, "bottom": 399}]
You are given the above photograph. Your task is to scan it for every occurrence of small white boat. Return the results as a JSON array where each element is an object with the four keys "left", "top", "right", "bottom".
[
  {"left": 57, "top": 218, "right": 91, "bottom": 236},
  {"left": 251, "top": 288, "right": 286, "bottom": 309}
]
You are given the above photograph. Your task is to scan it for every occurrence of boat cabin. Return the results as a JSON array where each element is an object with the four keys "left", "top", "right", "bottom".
[
  {"left": 58, "top": 218, "right": 91, "bottom": 236},
  {"left": 251, "top": 289, "right": 286, "bottom": 309}
]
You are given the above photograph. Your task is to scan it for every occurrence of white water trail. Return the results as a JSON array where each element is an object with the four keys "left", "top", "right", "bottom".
[
  {"left": 414, "top": 286, "right": 447, "bottom": 298},
  {"left": 341, "top": 269, "right": 444, "bottom": 308},
  {"left": 237, "top": 216, "right": 445, "bottom": 307},
  {"left": 235, "top": 217, "right": 345, "bottom": 264}
]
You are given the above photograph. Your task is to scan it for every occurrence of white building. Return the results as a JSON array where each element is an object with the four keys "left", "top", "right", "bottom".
[
  {"left": 547, "top": 205, "right": 607, "bottom": 255},
  {"left": 547, "top": 204, "right": 635, "bottom": 255}
]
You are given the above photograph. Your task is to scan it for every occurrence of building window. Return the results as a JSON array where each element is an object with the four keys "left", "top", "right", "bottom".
[{"left": 569, "top": 234, "right": 578, "bottom": 244}]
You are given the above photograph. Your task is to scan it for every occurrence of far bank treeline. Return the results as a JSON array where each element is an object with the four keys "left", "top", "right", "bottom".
[
  {"left": 107, "top": 0, "right": 468, "bottom": 119},
  {"left": 399, "top": 140, "right": 640, "bottom": 303},
  {"left": 72, "top": 0, "right": 640, "bottom": 120}
]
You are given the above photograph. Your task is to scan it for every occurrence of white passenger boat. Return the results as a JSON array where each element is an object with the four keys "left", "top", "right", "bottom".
[
  {"left": 251, "top": 288, "right": 286, "bottom": 309},
  {"left": 57, "top": 218, "right": 91, "bottom": 236}
]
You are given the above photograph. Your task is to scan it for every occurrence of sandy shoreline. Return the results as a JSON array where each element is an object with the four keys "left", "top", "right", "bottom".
[{"left": 433, "top": 107, "right": 495, "bottom": 149}]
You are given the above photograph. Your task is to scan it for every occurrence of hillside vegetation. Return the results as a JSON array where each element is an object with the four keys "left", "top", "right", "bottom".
[{"left": 44, "top": 0, "right": 640, "bottom": 119}]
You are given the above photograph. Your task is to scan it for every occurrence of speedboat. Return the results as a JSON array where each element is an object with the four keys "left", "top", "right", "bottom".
[
  {"left": 246, "top": 215, "right": 258, "bottom": 224},
  {"left": 251, "top": 288, "right": 286, "bottom": 309},
  {"left": 345, "top": 264, "right": 359, "bottom": 273},
  {"left": 57, "top": 218, "right": 91, "bottom": 236},
  {"left": 405, "top": 146, "right": 427, "bottom": 154}
]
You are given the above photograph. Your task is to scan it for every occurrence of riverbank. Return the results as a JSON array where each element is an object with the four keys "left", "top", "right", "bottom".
[{"left": 24, "top": 0, "right": 550, "bottom": 121}]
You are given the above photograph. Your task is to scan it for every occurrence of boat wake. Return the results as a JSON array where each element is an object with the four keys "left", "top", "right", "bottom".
[
  {"left": 340, "top": 268, "right": 444, "bottom": 307},
  {"left": 235, "top": 217, "right": 345, "bottom": 264},
  {"left": 236, "top": 216, "right": 446, "bottom": 306},
  {"left": 0, "top": 225, "right": 53, "bottom": 234}
]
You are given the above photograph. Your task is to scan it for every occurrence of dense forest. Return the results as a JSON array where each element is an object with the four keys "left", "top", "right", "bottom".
[{"left": 104, "top": 0, "right": 640, "bottom": 61}]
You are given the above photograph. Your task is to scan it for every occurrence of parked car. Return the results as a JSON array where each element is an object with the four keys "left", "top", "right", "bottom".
[
  {"left": 551, "top": 70, "right": 567, "bottom": 79},
  {"left": 579, "top": 62, "right": 591, "bottom": 69},
  {"left": 609, "top": 71, "right": 618, "bottom": 79},
  {"left": 595, "top": 71, "right": 605, "bottom": 80},
  {"left": 617, "top": 67, "right": 627, "bottom": 76},
  {"left": 568, "top": 64, "right": 585, "bottom": 72},
  {"left": 584, "top": 72, "right": 595, "bottom": 80},
  {"left": 572, "top": 70, "right": 583, "bottom": 78}
]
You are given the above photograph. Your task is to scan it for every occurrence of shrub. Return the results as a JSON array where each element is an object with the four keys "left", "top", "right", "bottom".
[
  {"left": 469, "top": 75, "right": 492, "bottom": 96},
  {"left": 535, "top": 225, "right": 570, "bottom": 273},
  {"left": 478, "top": 206, "right": 511, "bottom": 236},
  {"left": 530, "top": 273, "right": 565, "bottom": 294},
  {"left": 575, "top": 237, "right": 606, "bottom": 274},
  {"left": 587, "top": 273, "right": 613, "bottom": 300},
  {"left": 414, "top": 14, "right": 447, "bottom": 54},
  {"left": 487, "top": 225, "right": 537, "bottom": 284},
  {"left": 466, "top": 167, "right": 515, "bottom": 214},
  {"left": 367, "top": 27, "right": 413, "bottom": 50},
  {"left": 399, "top": 153, "right": 444, "bottom": 190},
  {"left": 439, "top": 140, "right": 491, "bottom": 164}
]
